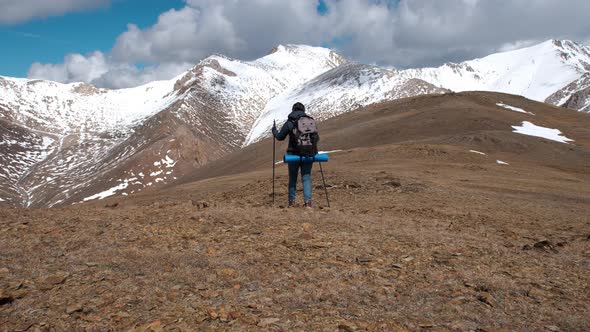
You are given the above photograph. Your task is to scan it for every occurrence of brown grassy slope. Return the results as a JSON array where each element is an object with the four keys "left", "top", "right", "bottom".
[
  {"left": 1, "top": 92, "right": 590, "bottom": 331},
  {"left": 179, "top": 91, "right": 590, "bottom": 185}
]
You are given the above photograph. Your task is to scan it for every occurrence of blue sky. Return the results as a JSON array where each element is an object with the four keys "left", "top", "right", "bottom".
[
  {"left": 0, "top": 0, "right": 334, "bottom": 78},
  {"left": 0, "top": 0, "right": 185, "bottom": 77}
]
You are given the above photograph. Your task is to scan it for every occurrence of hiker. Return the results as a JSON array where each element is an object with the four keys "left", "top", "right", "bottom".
[{"left": 272, "top": 102, "right": 319, "bottom": 208}]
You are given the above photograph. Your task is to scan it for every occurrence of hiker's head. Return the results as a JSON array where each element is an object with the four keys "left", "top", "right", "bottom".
[{"left": 292, "top": 102, "right": 305, "bottom": 112}]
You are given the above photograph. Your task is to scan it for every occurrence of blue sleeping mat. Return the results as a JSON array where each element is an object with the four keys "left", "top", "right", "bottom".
[{"left": 283, "top": 153, "right": 329, "bottom": 163}]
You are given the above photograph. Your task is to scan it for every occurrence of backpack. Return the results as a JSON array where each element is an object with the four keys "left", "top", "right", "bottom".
[{"left": 292, "top": 115, "right": 318, "bottom": 157}]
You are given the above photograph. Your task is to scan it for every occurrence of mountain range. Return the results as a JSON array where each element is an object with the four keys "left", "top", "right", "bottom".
[{"left": 1, "top": 39, "right": 589, "bottom": 208}]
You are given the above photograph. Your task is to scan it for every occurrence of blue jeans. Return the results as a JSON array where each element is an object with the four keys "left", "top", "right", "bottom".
[{"left": 288, "top": 162, "right": 313, "bottom": 202}]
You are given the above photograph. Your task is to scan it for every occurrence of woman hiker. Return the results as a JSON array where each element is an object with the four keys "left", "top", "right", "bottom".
[{"left": 272, "top": 102, "right": 319, "bottom": 208}]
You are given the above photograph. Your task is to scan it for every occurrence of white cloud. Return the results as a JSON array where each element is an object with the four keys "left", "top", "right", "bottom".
[
  {"left": 112, "top": 5, "right": 244, "bottom": 64},
  {"left": 91, "top": 62, "right": 193, "bottom": 89},
  {"left": 25, "top": 0, "right": 590, "bottom": 88},
  {"left": 28, "top": 51, "right": 109, "bottom": 83},
  {"left": 498, "top": 40, "right": 542, "bottom": 53},
  {"left": 112, "top": 1, "right": 323, "bottom": 64},
  {"left": 28, "top": 51, "right": 192, "bottom": 89},
  {"left": 0, "top": 0, "right": 109, "bottom": 24},
  {"left": 390, "top": 0, "right": 590, "bottom": 66}
]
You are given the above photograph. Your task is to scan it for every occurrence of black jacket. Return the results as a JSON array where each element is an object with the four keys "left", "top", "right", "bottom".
[{"left": 272, "top": 110, "right": 320, "bottom": 154}]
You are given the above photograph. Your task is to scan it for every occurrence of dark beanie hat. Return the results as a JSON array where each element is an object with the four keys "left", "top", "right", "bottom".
[{"left": 292, "top": 102, "right": 305, "bottom": 112}]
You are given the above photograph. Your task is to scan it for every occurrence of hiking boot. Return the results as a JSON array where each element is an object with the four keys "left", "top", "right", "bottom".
[
  {"left": 288, "top": 200, "right": 296, "bottom": 208},
  {"left": 304, "top": 200, "right": 313, "bottom": 209}
]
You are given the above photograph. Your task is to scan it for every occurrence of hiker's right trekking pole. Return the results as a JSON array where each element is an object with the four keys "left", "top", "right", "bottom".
[
  {"left": 319, "top": 162, "right": 330, "bottom": 208},
  {"left": 272, "top": 121, "right": 276, "bottom": 206}
]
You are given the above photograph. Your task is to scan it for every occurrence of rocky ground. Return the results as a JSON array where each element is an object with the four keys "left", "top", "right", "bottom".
[
  {"left": 2, "top": 92, "right": 590, "bottom": 331},
  {"left": 1, "top": 141, "right": 590, "bottom": 331}
]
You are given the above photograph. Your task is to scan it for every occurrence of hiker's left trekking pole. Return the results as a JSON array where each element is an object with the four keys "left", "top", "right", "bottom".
[
  {"left": 272, "top": 120, "right": 276, "bottom": 206},
  {"left": 319, "top": 162, "right": 330, "bottom": 208}
]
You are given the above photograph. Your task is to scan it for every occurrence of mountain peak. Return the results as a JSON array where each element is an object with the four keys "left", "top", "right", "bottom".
[
  {"left": 526, "top": 39, "right": 590, "bottom": 57},
  {"left": 267, "top": 44, "right": 317, "bottom": 55},
  {"left": 549, "top": 39, "right": 590, "bottom": 59},
  {"left": 550, "top": 38, "right": 584, "bottom": 48},
  {"left": 267, "top": 45, "right": 284, "bottom": 55}
]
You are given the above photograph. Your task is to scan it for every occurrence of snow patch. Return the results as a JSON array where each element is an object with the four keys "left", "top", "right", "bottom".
[
  {"left": 83, "top": 181, "right": 129, "bottom": 201},
  {"left": 80, "top": 154, "right": 177, "bottom": 203},
  {"left": 162, "top": 155, "right": 176, "bottom": 167},
  {"left": 496, "top": 160, "right": 510, "bottom": 165},
  {"left": 469, "top": 150, "right": 487, "bottom": 155},
  {"left": 511, "top": 121, "right": 574, "bottom": 143},
  {"left": 496, "top": 103, "right": 535, "bottom": 115}
]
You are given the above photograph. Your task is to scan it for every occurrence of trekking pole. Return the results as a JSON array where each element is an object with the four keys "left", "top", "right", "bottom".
[
  {"left": 318, "top": 162, "right": 330, "bottom": 208},
  {"left": 272, "top": 120, "right": 276, "bottom": 206}
]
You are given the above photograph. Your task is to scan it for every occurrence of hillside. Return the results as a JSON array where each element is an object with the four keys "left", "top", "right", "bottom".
[
  {"left": 1, "top": 45, "right": 446, "bottom": 208},
  {"left": 2, "top": 39, "right": 590, "bottom": 208},
  {"left": 183, "top": 91, "right": 590, "bottom": 183},
  {"left": 1, "top": 92, "right": 589, "bottom": 331}
]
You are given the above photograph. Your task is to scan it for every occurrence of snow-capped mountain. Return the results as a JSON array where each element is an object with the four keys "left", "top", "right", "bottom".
[
  {"left": 1, "top": 39, "right": 589, "bottom": 207},
  {"left": 246, "top": 63, "right": 447, "bottom": 144},
  {"left": 246, "top": 40, "right": 590, "bottom": 144},
  {"left": 399, "top": 40, "right": 590, "bottom": 108},
  {"left": 0, "top": 45, "right": 348, "bottom": 207}
]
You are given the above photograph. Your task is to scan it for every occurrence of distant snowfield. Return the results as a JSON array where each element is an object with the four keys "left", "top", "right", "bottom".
[
  {"left": 512, "top": 121, "right": 574, "bottom": 143},
  {"left": 83, "top": 181, "right": 129, "bottom": 202},
  {"left": 401, "top": 40, "right": 589, "bottom": 103},
  {"left": 82, "top": 154, "right": 178, "bottom": 202},
  {"left": 0, "top": 76, "right": 180, "bottom": 133},
  {"left": 496, "top": 160, "right": 510, "bottom": 165},
  {"left": 496, "top": 103, "right": 535, "bottom": 115}
]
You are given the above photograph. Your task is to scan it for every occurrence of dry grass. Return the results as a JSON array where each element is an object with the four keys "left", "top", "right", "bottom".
[{"left": 2, "top": 141, "right": 590, "bottom": 331}]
